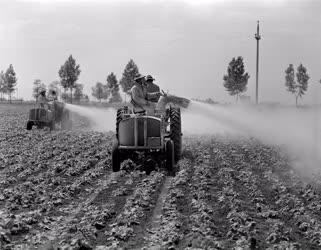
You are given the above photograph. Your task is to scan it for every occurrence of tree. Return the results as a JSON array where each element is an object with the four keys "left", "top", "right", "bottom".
[
  {"left": 4, "top": 64, "right": 17, "bottom": 103},
  {"left": 106, "top": 72, "right": 122, "bottom": 103},
  {"left": 285, "top": 64, "right": 296, "bottom": 95},
  {"left": 205, "top": 98, "right": 216, "bottom": 104},
  {"left": 119, "top": 59, "right": 139, "bottom": 94},
  {"left": 223, "top": 56, "right": 250, "bottom": 102},
  {"left": 32, "top": 79, "right": 46, "bottom": 102},
  {"left": 285, "top": 63, "right": 309, "bottom": 106},
  {"left": 74, "top": 83, "right": 84, "bottom": 102},
  {"left": 92, "top": 82, "right": 107, "bottom": 102},
  {"left": 0, "top": 71, "right": 5, "bottom": 101},
  {"left": 58, "top": 55, "right": 81, "bottom": 103},
  {"left": 296, "top": 64, "right": 309, "bottom": 105},
  {"left": 61, "top": 92, "right": 70, "bottom": 102}
]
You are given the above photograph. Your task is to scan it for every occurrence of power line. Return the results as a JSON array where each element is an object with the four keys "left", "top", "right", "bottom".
[{"left": 255, "top": 20, "right": 261, "bottom": 105}]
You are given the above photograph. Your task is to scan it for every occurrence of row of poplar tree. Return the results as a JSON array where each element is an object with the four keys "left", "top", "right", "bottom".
[
  {"left": 32, "top": 56, "right": 142, "bottom": 103},
  {"left": 223, "top": 56, "right": 312, "bottom": 106},
  {"left": 3, "top": 55, "right": 314, "bottom": 105}
]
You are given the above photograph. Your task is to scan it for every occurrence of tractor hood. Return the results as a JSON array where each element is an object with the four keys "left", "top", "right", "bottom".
[{"left": 118, "top": 116, "right": 162, "bottom": 148}]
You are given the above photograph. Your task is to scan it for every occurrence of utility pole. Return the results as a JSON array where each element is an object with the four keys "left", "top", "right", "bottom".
[{"left": 255, "top": 20, "right": 261, "bottom": 105}]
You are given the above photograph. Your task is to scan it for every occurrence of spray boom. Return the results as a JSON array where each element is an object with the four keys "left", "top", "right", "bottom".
[{"left": 158, "top": 91, "right": 190, "bottom": 109}]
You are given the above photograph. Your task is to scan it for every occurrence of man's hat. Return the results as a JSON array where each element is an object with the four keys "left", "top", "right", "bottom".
[
  {"left": 134, "top": 74, "right": 145, "bottom": 82},
  {"left": 146, "top": 75, "right": 155, "bottom": 81}
]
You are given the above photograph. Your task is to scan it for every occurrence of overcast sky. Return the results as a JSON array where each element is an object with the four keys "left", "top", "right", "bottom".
[{"left": 0, "top": 0, "right": 320, "bottom": 104}]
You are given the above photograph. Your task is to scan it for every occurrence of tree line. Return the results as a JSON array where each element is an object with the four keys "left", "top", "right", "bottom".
[
  {"left": 0, "top": 55, "right": 318, "bottom": 106},
  {"left": 223, "top": 56, "right": 313, "bottom": 106},
  {"left": 32, "top": 56, "right": 141, "bottom": 104}
]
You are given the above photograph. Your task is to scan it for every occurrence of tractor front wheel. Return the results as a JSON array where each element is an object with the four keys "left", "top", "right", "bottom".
[
  {"left": 49, "top": 121, "right": 55, "bottom": 131},
  {"left": 66, "top": 120, "right": 72, "bottom": 130},
  {"left": 112, "top": 142, "right": 121, "bottom": 172},
  {"left": 165, "top": 140, "right": 174, "bottom": 173},
  {"left": 62, "top": 119, "right": 72, "bottom": 130},
  {"left": 38, "top": 123, "right": 44, "bottom": 129},
  {"left": 26, "top": 121, "right": 33, "bottom": 130},
  {"left": 61, "top": 110, "right": 72, "bottom": 130}
]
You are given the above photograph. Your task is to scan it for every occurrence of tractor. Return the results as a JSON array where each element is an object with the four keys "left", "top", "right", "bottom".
[
  {"left": 112, "top": 94, "right": 189, "bottom": 174},
  {"left": 26, "top": 101, "right": 72, "bottom": 131}
]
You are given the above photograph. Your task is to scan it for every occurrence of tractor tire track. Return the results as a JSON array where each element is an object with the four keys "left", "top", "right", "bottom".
[
  {"left": 34, "top": 171, "right": 124, "bottom": 247},
  {"left": 141, "top": 159, "right": 194, "bottom": 249},
  {"left": 148, "top": 176, "right": 173, "bottom": 231},
  {"left": 101, "top": 171, "right": 165, "bottom": 249}
]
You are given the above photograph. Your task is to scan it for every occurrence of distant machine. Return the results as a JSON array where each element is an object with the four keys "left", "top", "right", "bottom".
[{"left": 26, "top": 101, "right": 72, "bottom": 131}]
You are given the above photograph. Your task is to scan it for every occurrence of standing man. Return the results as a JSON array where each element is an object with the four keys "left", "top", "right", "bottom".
[
  {"left": 38, "top": 89, "right": 50, "bottom": 109},
  {"left": 145, "top": 75, "right": 161, "bottom": 103},
  {"left": 145, "top": 75, "right": 160, "bottom": 93},
  {"left": 145, "top": 75, "right": 162, "bottom": 103},
  {"left": 130, "top": 74, "right": 161, "bottom": 113}
]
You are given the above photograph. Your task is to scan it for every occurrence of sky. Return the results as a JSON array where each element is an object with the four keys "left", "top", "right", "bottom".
[{"left": 0, "top": 0, "right": 321, "bottom": 104}]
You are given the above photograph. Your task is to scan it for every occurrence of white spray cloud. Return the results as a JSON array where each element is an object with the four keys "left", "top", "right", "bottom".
[
  {"left": 183, "top": 101, "right": 321, "bottom": 174},
  {"left": 65, "top": 104, "right": 116, "bottom": 132},
  {"left": 65, "top": 101, "right": 321, "bottom": 175}
]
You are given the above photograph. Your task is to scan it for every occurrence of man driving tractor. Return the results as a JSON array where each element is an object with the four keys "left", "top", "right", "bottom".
[
  {"left": 38, "top": 89, "right": 57, "bottom": 111},
  {"left": 130, "top": 74, "right": 162, "bottom": 113},
  {"left": 38, "top": 89, "right": 50, "bottom": 109}
]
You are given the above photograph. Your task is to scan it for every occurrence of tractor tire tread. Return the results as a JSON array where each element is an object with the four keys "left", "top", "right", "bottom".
[
  {"left": 116, "top": 108, "right": 123, "bottom": 139},
  {"left": 169, "top": 107, "right": 182, "bottom": 163},
  {"left": 112, "top": 142, "right": 121, "bottom": 172}
]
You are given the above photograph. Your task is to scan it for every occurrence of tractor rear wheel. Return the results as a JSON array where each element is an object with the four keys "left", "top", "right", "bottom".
[
  {"left": 169, "top": 107, "right": 182, "bottom": 163},
  {"left": 112, "top": 142, "right": 121, "bottom": 172},
  {"left": 165, "top": 140, "right": 174, "bottom": 173},
  {"left": 26, "top": 121, "right": 33, "bottom": 130},
  {"left": 116, "top": 108, "right": 123, "bottom": 139}
]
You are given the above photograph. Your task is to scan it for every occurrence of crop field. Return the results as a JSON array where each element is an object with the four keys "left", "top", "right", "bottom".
[{"left": 1, "top": 104, "right": 321, "bottom": 249}]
